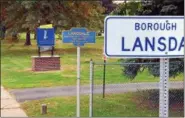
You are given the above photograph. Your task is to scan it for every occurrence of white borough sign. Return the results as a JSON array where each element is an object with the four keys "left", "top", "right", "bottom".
[{"left": 104, "top": 16, "right": 184, "bottom": 58}]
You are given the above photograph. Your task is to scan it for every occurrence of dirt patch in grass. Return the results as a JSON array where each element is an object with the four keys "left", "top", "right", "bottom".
[
  {"left": 15, "top": 68, "right": 32, "bottom": 72},
  {"left": 62, "top": 65, "right": 76, "bottom": 72},
  {"left": 133, "top": 89, "right": 184, "bottom": 117},
  {"left": 54, "top": 48, "right": 102, "bottom": 55},
  {"left": 133, "top": 96, "right": 157, "bottom": 110},
  {"left": 62, "top": 74, "right": 76, "bottom": 77},
  {"left": 16, "top": 68, "right": 63, "bottom": 73}
]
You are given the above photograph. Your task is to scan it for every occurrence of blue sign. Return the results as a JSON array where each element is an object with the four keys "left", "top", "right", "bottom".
[
  {"left": 37, "top": 28, "right": 55, "bottom": 46},
  {"left": 62, "top": 28, "right": 96, "bottom": 46}
]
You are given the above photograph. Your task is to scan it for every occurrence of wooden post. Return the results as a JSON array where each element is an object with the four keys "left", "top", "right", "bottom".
[
  {"left": 38, "top": 47, "right": 41, "bottom": 57},
  {"left": 51, "top": 46, "right": 54, "bottom": 56},
  {"left": 41, "top": 104, "right": 47, "bottom": 115}
]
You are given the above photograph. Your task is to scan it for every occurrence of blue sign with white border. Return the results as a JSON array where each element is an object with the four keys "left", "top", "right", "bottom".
[
  {"left": 62, "top": 28, "right": 96, "bottom": 46},
  {"left": 37, "top": 28, "right": 55, "bottom": 46}
]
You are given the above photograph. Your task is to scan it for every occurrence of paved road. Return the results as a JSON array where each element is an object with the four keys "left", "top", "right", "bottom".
[{"left": 10, "top": 82, "right": 183, "bottom": 103}]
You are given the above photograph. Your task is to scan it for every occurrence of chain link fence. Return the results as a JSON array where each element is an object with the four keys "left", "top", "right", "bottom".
[{"left": 89, "top": 60, "right": 184, "bottom": 117}]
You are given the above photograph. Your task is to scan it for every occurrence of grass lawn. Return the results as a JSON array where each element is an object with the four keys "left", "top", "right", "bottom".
[
  {"left": 1, "top": 36, "right": 183, "bottom": 89},
  {"left": 21, "top": 89, "right": 183, "bottom": 117}
]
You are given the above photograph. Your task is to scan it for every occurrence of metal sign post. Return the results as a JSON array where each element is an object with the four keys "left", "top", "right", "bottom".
[
  {"left": 159, "top": 58, "right": 169, "bottom": 117},
  {"left": 89, "top": 59, "right": 93, "bottom": 117},
  {"left": 62, "top": 28, "right": 96, "bottom": 117},
  {"left": 77, "top": 46, "right": 80, "bottom": 117},
  {"left": 103, "top": 56, "right": 106, "bottom": 98}
]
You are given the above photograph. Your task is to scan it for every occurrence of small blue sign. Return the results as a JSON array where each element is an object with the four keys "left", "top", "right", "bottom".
[
  {"left": 37, "top": 28, "right": 55, "bottom": 46},
  {"left": 62, "top": 28, "right": 96, "bottom": 46}
]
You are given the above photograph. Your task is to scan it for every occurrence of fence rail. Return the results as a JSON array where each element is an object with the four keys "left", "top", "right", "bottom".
[{"left": 89, "top": 60, "right": 184, "bottom": 117}]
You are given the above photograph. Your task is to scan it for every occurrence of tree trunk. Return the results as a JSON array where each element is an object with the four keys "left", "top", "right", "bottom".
[
  {"left": 34, "top": 33, "right": 36, "bottom": 40},
  {"left": 12, "top": 31, "right": 18, "bottom": 42},
  {"left": 24, "top": 30, "right": 31, "bottom": 45},
  {"left": 34, "top": 30, "right": 36, "bottom": 40},
  {"left": 0, "top": 25, "right": 6, "bottom": 40}
]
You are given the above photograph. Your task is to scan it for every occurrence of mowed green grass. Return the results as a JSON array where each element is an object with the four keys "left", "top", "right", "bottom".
[
  {"left": 21, "top": 90, "right": 183, "bottom": 117},
  {"left": 1, "top": 35, "right": 183, "bottom": 89},
  {"left": 21, "top": 93, "right": 157, "bottom": 117}
]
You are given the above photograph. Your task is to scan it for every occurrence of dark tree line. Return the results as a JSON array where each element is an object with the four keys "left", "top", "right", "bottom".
[{"left": 137, "top": 0, "right": 184, "bottom": 15}]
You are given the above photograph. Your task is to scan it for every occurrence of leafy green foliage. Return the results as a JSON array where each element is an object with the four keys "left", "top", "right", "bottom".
[
  {"left": 111, "top": 1, "right": 141, "bottom": 15},
  {"left": 120, "top": 58, "right": 184, "bottom": 79},
  {"left": 119, "top": 59, "right": 141, "bottom": 79},
  {"left": 2, "top": 1, "right": 105, "bottom": 35}
]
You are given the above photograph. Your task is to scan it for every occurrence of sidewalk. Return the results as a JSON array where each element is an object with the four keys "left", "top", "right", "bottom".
[{"left": 1, "top": 86, "right": 27, "bottom": 117}]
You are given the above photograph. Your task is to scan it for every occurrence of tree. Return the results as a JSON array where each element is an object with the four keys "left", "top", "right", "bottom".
[
  {"left": 137, "top": 0, "right": 183, "bottom": 15},
  {"left": 0, "top": 21, "right": 6, "bottom": 40},
  {"left": 0, "top": 0, "right": 15, "bottom": 40},
  {"left": 2, "top": 1, "right": 105, "bottom": 39},
  {"left": 24, "top": 28, "right": 31, "bottom": 45},
  {"left": 102, "top": 0, "right": 117, "bottom": 14},
  {"left": 111, "top": 0, "right": 184, "bottom": 78},
  {"left": 111, "top": 0, "right": 141, "bottom": 15}
]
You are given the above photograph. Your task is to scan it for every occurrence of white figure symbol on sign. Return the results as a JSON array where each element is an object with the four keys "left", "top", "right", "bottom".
[{"left": 44, "top": 30, "right": 48, "bottom": 40}]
